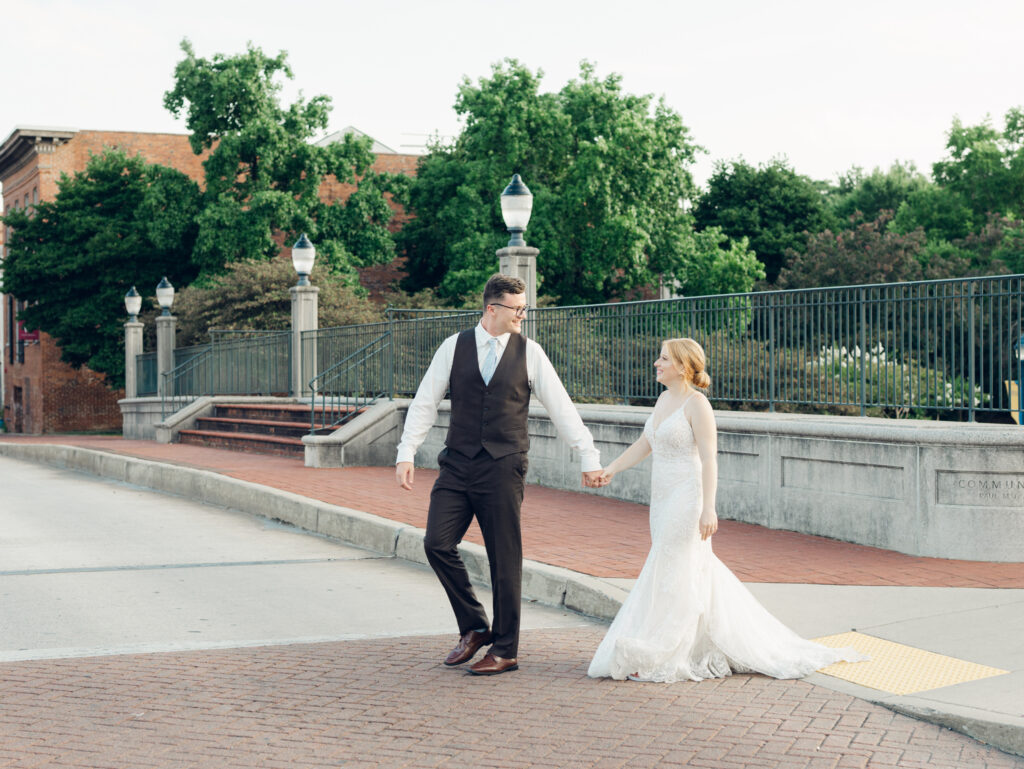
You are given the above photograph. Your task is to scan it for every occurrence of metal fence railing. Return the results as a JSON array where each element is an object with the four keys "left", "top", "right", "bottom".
[
  {"left": 299, "top": 274, "right": 1023, "bottom": 421},
  {"left": 161, "top": 330, "right": 291, "bottom": 418},
  {"left": 136, "top": 351, "right": 158, "bottom": 396},
  {"left": 309, "top": 332, "right": 393, "bottom": 433},
  {"left": 530, "top": 275, "right": 1023, "bottom": 418}
]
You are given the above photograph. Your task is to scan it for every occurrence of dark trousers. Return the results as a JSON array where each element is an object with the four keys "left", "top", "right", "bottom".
[{"left": 424, "top": 447, "right": 528, "bottom": 659}]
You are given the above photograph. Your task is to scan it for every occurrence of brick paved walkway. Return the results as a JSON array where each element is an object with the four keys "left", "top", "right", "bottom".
[
  {"left": 2, "top": 436, "right": 1021, "bottom": 588},
  {"left": 0, "top": 628, "right": 1020, "bottom": 769}
]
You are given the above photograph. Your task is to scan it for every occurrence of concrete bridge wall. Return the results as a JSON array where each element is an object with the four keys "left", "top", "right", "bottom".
[{"left": 305, "top": 400, "right": 1024, "bottom": 562}]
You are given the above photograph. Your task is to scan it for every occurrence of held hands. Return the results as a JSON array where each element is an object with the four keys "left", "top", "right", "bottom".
[
  {"left": 699, "top": 509, "right": 718, "bottom": 540},
  {"left": 582, "top": 468, "right": 616, "bottom": 488}
]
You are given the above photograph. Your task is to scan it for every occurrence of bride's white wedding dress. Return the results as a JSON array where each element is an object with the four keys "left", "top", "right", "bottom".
[{"left": 588, "top": 404, "right": 866, "bottom": 682}]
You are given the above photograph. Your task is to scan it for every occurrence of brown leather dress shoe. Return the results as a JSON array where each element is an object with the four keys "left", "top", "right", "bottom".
[
  {"left": 443, "top": 629, "right": 493, "bottom": 666},
  {"left": 468, "top": 653, "right": 519, "bottom": 676}
]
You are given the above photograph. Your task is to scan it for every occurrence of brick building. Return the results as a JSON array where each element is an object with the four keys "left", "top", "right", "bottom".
[{"left": 0, "top": 126, "right": 418, "bottom": 434}]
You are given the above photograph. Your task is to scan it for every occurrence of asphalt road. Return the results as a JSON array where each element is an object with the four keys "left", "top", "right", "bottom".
[{"left": 0, "top": 455, "right": 598, "bottom": 662}]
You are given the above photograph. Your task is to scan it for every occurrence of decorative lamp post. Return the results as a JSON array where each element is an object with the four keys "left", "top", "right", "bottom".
[
  {"left": 156, "top": 277, "right": 175, "bottom": 316},
  {"left": 290, "top": 234, "right": 319, "bottom": 396},
  {"left": 124, "top": 286, "right": 142, "bottom": 322},
  {"left": 291, "top": 233, "right": 316, "bottom": 286},
  {"left": 123, "top": 287, "right": 144, "bottom": 402},
  {"left": 155, "top": 277, "right": 176, "bottom": 401},
  {"left": 496, "top": 174, "right": 538, "bottom": 314},
  {"left": 1015, "top": 332, "right": 1024, "bottom": 426},
  {"left": 500, "top": 174, "right": 534, "bottom": 247}
]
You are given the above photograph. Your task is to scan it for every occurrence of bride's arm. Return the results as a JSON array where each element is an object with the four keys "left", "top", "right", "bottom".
[
  {"left": 598, "top": 434, "right": 652, "bottom": 484},
  {"left": 690, "top": 395, "right": 719, "bottom": 540}
]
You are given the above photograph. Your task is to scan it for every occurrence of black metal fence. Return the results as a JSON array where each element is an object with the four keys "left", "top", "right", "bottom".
[
  {"left": 526, "top": 276, "right": 1023, "bottom": 417},
  {"left": 145, "top": 274, "right": 1023, "bottom": 422},
  {"left": 301, "top": 274, "right": 1023, "bottom": 420},
  {"left": 160, "top": 330, "right": 291, "bottom": 418}
]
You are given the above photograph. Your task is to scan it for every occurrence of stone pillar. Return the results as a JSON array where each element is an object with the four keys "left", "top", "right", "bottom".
[
  {"left": 123, "top": 321, "right": 144, "bottom": 399},
  {"left": 291, "top": 284, "right": 319, "bottom": 397},
  {"left": 156, "top": 315, "right": 176, "bottom": 398},
  {"left": 498, "top": 245, "right": 538, "bottom": 337}
]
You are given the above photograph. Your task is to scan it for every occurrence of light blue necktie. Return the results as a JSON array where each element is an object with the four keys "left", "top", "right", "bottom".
[{"left": 481, "top": 337, "right": 498, "bottom": 385}]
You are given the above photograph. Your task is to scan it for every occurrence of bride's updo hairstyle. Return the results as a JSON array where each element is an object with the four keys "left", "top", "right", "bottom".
[{"left": 664, "top": 338, "right": 711, "bottom": 390}]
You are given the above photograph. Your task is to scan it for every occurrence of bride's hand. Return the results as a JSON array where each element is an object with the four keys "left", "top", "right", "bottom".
[
  {"left": 598, "top": 468, "right": 615, "bottom": 487},
  {"left": 699, "top": 509, "right": 718, "bottom": 540}
]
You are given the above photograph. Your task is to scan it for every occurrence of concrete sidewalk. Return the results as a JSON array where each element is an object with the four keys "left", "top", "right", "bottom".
[{"left": 1, "top": 434, "right": 1022, "bottom": 760}]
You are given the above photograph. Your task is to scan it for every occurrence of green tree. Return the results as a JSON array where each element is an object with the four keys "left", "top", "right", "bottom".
[
  {"left": 1, "top": 149, "right": 200, "bottom": 387},
  {"left": 693, "top": 158, "right": 836, "bottom": 283},
  {"left": 172, "top": 258, "right": 384, "bottom": 346},
  {"left": 673, "top": 228, "right": 764, "bottom": 297},
  {"left": 932, "top": 108, "right": 1024, "bottom": 220},
  {"left": 776, "top": 215, "right": 927, "bottom": 289},
  {"left": 890, "top": 185, "right": 976, "bottom": 243},
  {"left": 828, "top": 162, "right": 929, "bottom": 224},
  {"left": 163, "top": 39, "right": 407, "bottom": 279},
  {"left": 400, "top": 60, "right": 720, "bottom": 305}
]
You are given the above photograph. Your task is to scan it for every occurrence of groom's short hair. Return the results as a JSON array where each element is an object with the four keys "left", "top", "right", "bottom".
[{"left": 483, "top": 273, "right": 526, "bottom": 308}]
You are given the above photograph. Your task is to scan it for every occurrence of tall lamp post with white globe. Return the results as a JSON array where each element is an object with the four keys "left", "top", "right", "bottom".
[
  {"left": 290, "top": 234, "right": 319, "bottom": 397},
  {"left": 123, "top": 286, "right": 143, "bottom": 400},
  {"left": 155, "top": 277, "right": 176, "bottom": 400},
  {"left": 497, "top": 174, "right": 538, "bottom": 318}
]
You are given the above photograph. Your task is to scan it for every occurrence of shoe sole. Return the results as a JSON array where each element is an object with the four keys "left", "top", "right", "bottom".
[{"left": 468, "top": 664, "right": 519, "bottom": 676}]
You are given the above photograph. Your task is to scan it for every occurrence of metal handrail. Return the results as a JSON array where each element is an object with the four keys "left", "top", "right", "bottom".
[
  {"left": 161, "top": 345, "right": 215, "bottom": 418},
  {"left": 160, "top": 330, "right": 292, "bottom": 419},
  {"left": 309, "top": 332, "right": 392, "bottom": 433}
]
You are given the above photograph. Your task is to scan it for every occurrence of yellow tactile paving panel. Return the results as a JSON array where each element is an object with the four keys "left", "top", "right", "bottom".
[{"left": 811, "top": 631, "right": 1009, "bottom": 695}]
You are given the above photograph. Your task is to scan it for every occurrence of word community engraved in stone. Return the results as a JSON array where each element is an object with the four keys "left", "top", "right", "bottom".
[{"left": 936, "top": 471, "right": 1024, "bottom": 506}]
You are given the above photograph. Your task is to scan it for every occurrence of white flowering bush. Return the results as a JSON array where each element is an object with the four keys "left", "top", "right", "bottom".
[{"left": 814, "top": 342, "right": 989, "bottom": 416}]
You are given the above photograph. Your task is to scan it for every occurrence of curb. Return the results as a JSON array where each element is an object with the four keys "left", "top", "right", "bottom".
[
  {"left": 0, "top": 443, "right": 627, "bottom": 623},
  {"left": 1, "top": 441, "right": 1020, "bottom": 759}
]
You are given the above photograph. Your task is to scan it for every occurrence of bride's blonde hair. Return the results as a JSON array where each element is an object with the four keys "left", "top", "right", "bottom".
[{"left": 664, "top": 338, "right": 711, "bottom": 390}]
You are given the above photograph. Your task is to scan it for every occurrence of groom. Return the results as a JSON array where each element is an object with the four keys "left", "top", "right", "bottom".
[{"left": 396, "top": 273, "right": 602, "bottom": 675}]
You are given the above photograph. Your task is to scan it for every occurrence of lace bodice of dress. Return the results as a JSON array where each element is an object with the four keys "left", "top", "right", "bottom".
[{"left": 644, "top": 404, "right": 700, "bottom": 466}]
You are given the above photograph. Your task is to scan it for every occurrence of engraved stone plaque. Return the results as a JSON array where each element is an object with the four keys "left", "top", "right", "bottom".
[{"left": 936, "top": 471, "right": 1024, "bottom": 507}]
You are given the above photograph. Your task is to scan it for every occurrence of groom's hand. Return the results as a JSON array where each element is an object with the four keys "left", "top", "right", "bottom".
[
  {"left": 396, "top": 462, "right": 415, "bottom": 491},
  {"left": 582, "top": 470, "right": 602, "bottom": 488}
]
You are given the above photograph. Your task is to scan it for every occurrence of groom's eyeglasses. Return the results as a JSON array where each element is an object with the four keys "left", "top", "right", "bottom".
[{"left": 490, "top": 303, "right": 530, "bottom": 318}]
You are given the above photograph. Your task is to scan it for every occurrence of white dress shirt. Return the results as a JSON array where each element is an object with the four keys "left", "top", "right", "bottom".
[{"left": 396, "top": 324, "right": 601, "bottom": 472}]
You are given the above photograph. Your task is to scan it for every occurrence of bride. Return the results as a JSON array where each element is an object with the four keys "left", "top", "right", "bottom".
[{"left": 588, "top": 338, "right": 866, "bottom": 683}]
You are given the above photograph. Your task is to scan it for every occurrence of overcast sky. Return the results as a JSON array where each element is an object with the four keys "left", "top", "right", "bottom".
[{"left": 2, "top": 0, "right": 1021, "bottom": 189}]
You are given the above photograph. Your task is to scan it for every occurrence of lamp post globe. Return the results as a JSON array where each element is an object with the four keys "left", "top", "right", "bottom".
[
  {"left": 155, "top": 277, "right": 174, "bottom": 316},
  {"left": 124, "top": 286, "right": 142, "bottom": 321},
  {"left": 292, "top": 233, "right": 316, "bottom": 286},
  {"left": 500, "top": 174, "right": 534, "bottom": 247}
]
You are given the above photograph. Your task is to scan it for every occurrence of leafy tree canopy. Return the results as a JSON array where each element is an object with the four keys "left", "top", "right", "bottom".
[
  {"left": 693, "top": 158, "right": 836, "bottom": 284},
  {"left": 172, "top": 257, "right": 384, "bottom": 347},
  {"left": 776, "top": 214, "right": 928, "bottom": 289},
  {"left": 164, "top": 39, "right": 407, "bottom": 279},
  {"left": 932, "top": 108, "right": 1024, "bottom": 221},
  {"left": 672, "top": 228, "right": 764, "bottom": 297},
  {"left": 889, "top": 185, "right": 976, "bottom": 243},
  {"left": 399, "top": 59, "right": 733, "bottom": 305},
  {"left": 1, "top": 149, "right": 201, "bottom": 387},
  {"left": 828, "top": 162, "right": 929, "bottom": 224}
]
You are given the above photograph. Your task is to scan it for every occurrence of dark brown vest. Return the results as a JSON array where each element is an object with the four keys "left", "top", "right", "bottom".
[{"left": 445, "top": 329, "right": 530, "bottom": 459}]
